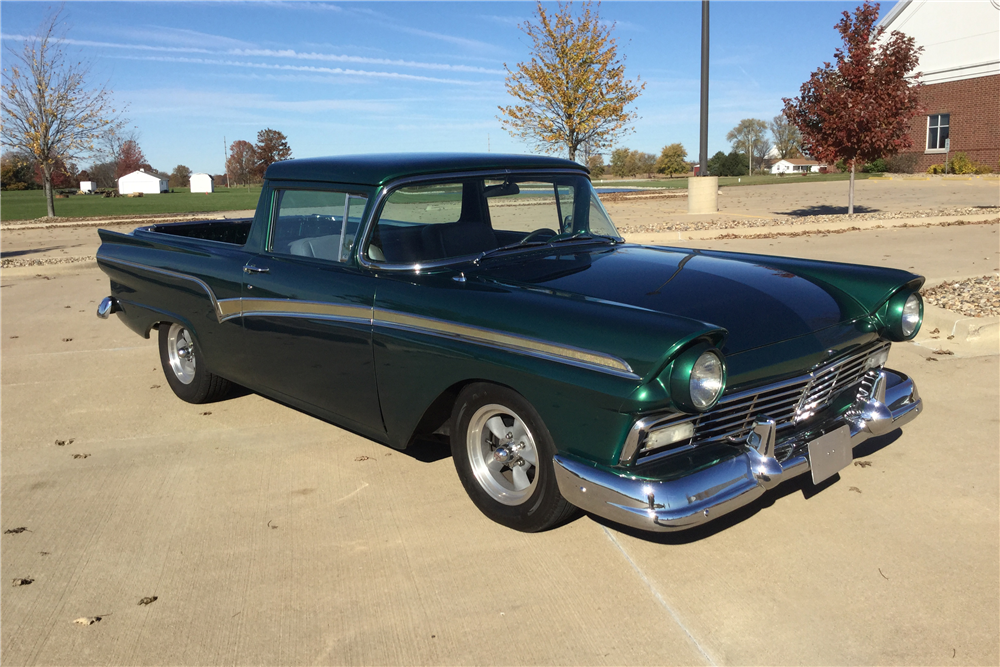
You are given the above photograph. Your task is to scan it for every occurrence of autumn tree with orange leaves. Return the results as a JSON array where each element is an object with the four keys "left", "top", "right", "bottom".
[
  {"left": 1, "top": 9, "right": 125, "bottom": 216},
  {"left": 782, "top": 1, "right": 921, "bottom": 214},
  {"left": 498, "top": 1, "right": 644, "bottom": 162}
]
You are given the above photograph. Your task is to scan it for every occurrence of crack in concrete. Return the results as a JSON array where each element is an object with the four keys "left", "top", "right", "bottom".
[{"left": 602, "top": 526, "right": 717, "bottom": 666}]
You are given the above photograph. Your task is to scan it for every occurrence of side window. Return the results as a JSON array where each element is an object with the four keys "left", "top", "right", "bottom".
[
  {"left": 270, "top": 190, "right": 367, "bottom": 262},
  {"left": 927, "top": 114, "right": 950, "bottom": 151}
]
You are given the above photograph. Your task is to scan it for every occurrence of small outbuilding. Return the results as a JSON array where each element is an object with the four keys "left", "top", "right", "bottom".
[
  {"left": 79, "top": 181, "right": 96, "bottom": 193},
  {"left": 118, "top": 169, "right": 168, "bottom": 195},
  {"left": 771, "top": 158, "right": 826, "bottom": 174},
  {"left": 190, "top": 173, "right": 214, "bottom": 194}
]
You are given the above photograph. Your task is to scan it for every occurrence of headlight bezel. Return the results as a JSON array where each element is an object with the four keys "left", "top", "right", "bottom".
[
  {"left": 882, "top": 289, "right": 923, "bottom": 340},
  {"left": 668, "top": 342, "right": 727, "bottom": 413}
]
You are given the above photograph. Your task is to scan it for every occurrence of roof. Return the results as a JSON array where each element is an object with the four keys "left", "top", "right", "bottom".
[
  {"left": 264, "top": 153, "right": 588, "bottom": 186},
  {"left": 776, "top": 158, "right": 824, "bottom": 166},
  {"left": 119, "top": 169, "right": 168, "bottom": 182},
  {"left": 877, "top": 0, "right": 912, "bottom": 28}
]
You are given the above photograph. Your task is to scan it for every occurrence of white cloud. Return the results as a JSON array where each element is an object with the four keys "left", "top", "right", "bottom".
[
  {"left": 111, "top": 54, "right": 488, "bottom": 85},
  {"left": 228, "top": 48, "right": 503, "bottom": 74},
  {"left": 0, "top": 32, "right": 502, "bottom": 75}
]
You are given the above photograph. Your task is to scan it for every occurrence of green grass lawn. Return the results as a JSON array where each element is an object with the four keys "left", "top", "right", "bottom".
[
  {"left": 0, "top": 186, "right": 263, "bottom": 222},
  {"left": 593, "top": 172, "right": 877, "bottom": 190}
]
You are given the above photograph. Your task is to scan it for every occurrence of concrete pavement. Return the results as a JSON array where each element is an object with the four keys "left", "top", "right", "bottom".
[{"left": 2, "top": 185, "right": 998, "bottom": 665}]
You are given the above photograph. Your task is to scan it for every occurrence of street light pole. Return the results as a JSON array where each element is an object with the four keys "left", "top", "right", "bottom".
[
  {"left": 689, "top": 0, "right": 718, "bottom": 213},
  {"left": 699, "top": 0, "right": 709, "bottom": 177}
]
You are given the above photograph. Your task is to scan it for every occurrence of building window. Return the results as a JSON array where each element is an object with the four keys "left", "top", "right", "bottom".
[{"left": 927, "top": 114, "right": 950, "bottom": 151}]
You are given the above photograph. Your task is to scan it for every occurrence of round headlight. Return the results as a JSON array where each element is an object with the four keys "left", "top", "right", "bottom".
[
  {"left": 690, "top": 351, "right": 725, "bottom": 409},
  {"left": 882, "top": 289, "right": 923, "bottom": 341},
  {"left": 901, "top": 292, "right": 921, "bottom": 338},
  {"left": 667, "top": 343, "right": 727, "bottom": 413}
]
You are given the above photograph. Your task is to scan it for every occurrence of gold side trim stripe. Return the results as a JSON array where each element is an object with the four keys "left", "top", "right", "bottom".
[
  {"left": 374, "top": 308, "right": 635, "bottom": 376},
  {"left": 237, "top": 299, "right": 372, "bottom": 323},
  {"left": 218, "top": 298, "right": 243, "bottom": 318}
]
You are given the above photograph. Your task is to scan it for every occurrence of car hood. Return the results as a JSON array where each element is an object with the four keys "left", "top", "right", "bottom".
[{"left": 476, "top": 244, "right": 871, "bottom": 355}]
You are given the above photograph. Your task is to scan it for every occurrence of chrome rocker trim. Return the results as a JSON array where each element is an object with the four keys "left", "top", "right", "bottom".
[{"left": 553, "top": 368, "right": 922, "bottom": 532}]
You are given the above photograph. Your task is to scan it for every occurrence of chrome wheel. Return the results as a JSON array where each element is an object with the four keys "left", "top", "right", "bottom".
[
  {"left": 165, "top": 323, "right": 196, "bottom": 385},
  {"left": 467, "top": 404, "right": 539, "bottom": 506}
]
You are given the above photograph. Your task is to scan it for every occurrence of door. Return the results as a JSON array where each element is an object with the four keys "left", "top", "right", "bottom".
[{"left": 240, "top": 188, "right": 384, "bottom": 435}]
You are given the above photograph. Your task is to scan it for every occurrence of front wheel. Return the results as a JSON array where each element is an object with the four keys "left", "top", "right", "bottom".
[
  {"left": 450, "top": 383, "right": 576, "bottom": 532},
  {"left": 158, "top": 322, "right": 231, "bottom": 403}
]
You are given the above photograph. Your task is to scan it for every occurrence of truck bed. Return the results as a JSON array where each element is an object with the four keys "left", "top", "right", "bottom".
[{"left": 143, "top": 218, "right": 254, "bottom": 246}]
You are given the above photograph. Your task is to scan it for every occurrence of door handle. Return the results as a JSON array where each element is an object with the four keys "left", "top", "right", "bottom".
[{"left": 243, "top": 266, "right": 270, "bottom": 274}]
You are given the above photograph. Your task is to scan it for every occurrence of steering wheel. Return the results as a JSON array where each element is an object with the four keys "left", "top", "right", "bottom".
[{"left": 519, "top": 228, "right": 557, "bottom": 245}]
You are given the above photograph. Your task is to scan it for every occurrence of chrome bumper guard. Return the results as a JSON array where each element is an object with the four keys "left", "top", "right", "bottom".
[{"left": 553, "top": 368, "right": 921, "bottom": 532}]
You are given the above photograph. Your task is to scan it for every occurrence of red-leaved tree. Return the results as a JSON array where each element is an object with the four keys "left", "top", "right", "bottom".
[
  {"left": 782, "top": 1, "right": 922, "bottom": 214},
  {"left": 115, "top": 139, "right": 149, "bottom": 179}
]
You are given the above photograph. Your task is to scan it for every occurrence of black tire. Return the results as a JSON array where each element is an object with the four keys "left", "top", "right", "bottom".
[
  {"left": 450, "top": 383, "right": 577, "bottom": 532},
  {"left": 158, "top": 322, "right": 231, "bottom": 404}
]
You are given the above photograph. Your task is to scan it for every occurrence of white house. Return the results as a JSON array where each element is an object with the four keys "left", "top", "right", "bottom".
[
  {"left": 118, "top": 169, "right": 168, "bottom": 195},
  {"left": 79, "top": 181, "right": 96, "bottom": 193},
  {"left": 190, "top": 173, "right": 214, "bottom": 194},
  {"left": 771, "top": 158, "right": 826, "bottom": 174}
]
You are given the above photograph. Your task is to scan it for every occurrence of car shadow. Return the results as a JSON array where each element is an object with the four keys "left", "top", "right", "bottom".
[
  {"left": 775, "top": 204, "right": 879, "bottom": 217},
  {"left": 399, "top": 434, "right": 452, "bottom": 463},
  {"left": 0, "top": 245, "right": 80, "bottom": 258}
]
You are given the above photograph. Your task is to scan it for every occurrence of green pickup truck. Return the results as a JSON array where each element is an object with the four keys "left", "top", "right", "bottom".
[{"left": 96, "top": 153, "right": 924, "bottom": 533}]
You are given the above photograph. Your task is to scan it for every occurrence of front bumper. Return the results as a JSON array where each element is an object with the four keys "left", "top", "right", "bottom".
[{"left": 553, "top": 368, "right": 921, "bottom": 532}]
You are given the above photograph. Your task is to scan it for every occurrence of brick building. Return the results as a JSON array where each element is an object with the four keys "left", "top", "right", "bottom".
[{"left": 878, "top": 0, "right": 999, "bottom": 172}]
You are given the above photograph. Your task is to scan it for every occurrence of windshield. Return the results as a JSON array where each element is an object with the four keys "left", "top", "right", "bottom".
[{"left": 367, "top": 174, "right": 620, "bottom": 265}]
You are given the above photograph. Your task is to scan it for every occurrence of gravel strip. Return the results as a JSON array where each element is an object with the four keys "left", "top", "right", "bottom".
[
  {"left": 616, "top": 205, "right": 999, "bottom": 234},
  {"left": 1, "top": 256, "right": 95, "bottom": 269},
  {"left": 922, "top": 275, "right": 1000, "bottom": 319},
  {"left": 709, "top": 218, "right": 999, "bottom": 240}
]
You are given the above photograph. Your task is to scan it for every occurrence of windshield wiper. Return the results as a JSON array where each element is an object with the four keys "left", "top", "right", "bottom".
[
  {"left": 476, "top": 232, "right": 620, "bottom": 264},
  {"left": 476, "top": 240, "right": 550, "bottom": 263},
  {"left": 550, "top": 231, "right": 622, "bottom": 244}
]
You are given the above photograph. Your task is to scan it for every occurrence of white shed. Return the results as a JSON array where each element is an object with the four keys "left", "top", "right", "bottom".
[
  {"left": 770, "top": 158, "right": 826, "bottom": 174},
  {"left": 190, "top": 173, "right": 214, "bottom": 194},
  {"left": 118, "top": 169, "right": 168, "bottom": 195},
  {"left": 79, "top": 181, "right": 96, "bottom": 193}
]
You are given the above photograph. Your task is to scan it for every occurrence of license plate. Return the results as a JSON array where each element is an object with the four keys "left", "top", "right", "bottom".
[{"left": 808, "top": 425, "right": 853, "bottom": 485}]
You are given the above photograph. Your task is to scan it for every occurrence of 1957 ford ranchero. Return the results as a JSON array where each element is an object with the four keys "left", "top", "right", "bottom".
[{"left": 96, "top": 154, "right": 923, "bottom": 533}]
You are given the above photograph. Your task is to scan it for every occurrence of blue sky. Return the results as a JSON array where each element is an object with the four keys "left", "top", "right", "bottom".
[{"left": 1, "top": 1, "right": 884, "bottom": 175}]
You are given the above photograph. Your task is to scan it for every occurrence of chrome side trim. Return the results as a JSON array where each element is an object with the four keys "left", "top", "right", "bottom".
[
  {"left": 555, "top": 368, "right": 922, "bottom": 532},
  {"left": 374, "top": 308, "right": 637, "bottom": 379},
  {"left": 98, "top": 256, "right": 228, "bottom": 321},
  {"left": 234, "top": 298, "right": 373, "bottom": 325},
  {"left": 98, "top": 253, "right": 633, "bottom": 379}
]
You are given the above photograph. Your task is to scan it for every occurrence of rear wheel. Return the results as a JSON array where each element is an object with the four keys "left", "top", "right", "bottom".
[
  {"left": 451, "top": 383, "right": 576, "bottom": 532},
  {"left": 158, "top": 322, "right": 231, "bottom": 403}
]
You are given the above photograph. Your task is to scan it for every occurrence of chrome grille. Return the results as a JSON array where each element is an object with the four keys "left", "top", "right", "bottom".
[{"left": 635, "top": 342, "right": 890, "bottom": 465}]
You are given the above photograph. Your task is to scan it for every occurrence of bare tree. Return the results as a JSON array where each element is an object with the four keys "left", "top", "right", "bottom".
[
  {"left": 726, "top": 119, "right": 768, "bottom": 175},
  {"left": 769, "top": 115, "right": 802, "bottom": 159},
  {"left": 1, "top": 9, "right": 125, "bottom": 216},
  {"left": 752, "top": 137, "right": 773, "bottom": 174}
]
